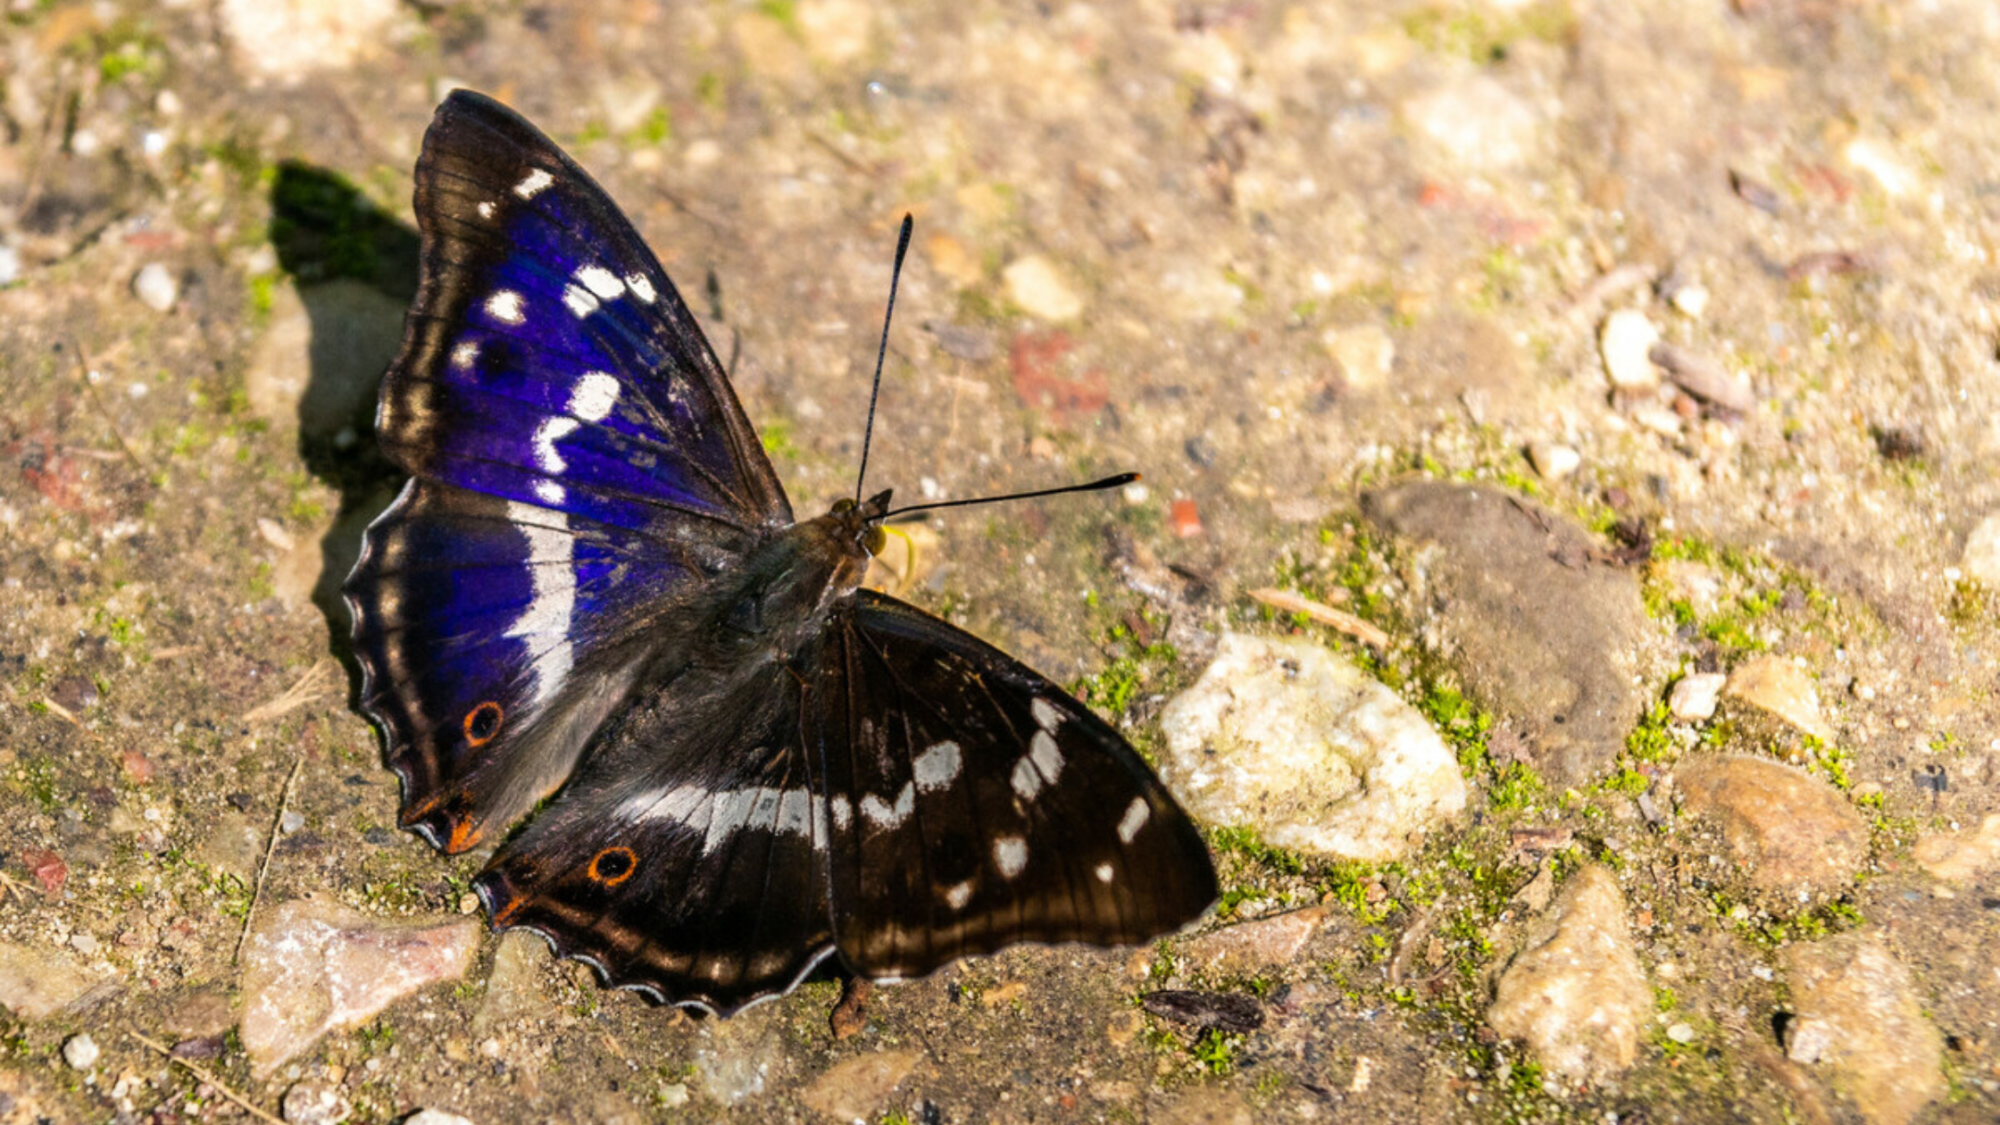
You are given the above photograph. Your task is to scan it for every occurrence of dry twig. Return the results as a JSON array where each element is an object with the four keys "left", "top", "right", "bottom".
[
  {"left": 130, "top": 1030, "right": 286, "bottom": 1125},
  {"left": 1248, "top": 587, "right": 1391, "bottom": 649},
  {"left": 233, "top": 758, "right": 304, "bottom": 964},
  {"left": 242, "top": 660, "right": 334, "bottom": 725}
]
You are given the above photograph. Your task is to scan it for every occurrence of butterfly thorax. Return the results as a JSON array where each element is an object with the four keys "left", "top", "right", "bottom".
[{"left": 697, "top": 490, "right": 892, "bottom": 665}]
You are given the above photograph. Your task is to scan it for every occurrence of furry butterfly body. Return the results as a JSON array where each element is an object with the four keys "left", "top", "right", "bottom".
[{"left": 343, "top": 89, "right": 1217, "bottom": 1014}]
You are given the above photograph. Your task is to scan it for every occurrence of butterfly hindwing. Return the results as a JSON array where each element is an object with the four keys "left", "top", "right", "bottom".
[
  {"left": 808, "top": 591, "right": 1218, "bottom": 980},
  {"left": 345, "top": 479, "right": 708, "bottom": 851},
  {"left": 473, "top": 660, "right": 835, "bottom": 1014},
  {"left": 379, "top": 89, "right": 790, "bottom": 537}
]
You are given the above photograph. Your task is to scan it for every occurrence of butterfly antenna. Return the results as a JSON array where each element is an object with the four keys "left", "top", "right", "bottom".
[
  {"left": 884, "top": 472, "right": 1140, "bottom": 520},
  {"left": 855, "top": 213, "right": 916, "bottom": 504}
]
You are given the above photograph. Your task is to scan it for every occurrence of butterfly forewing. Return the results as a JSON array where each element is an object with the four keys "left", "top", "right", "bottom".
[
  {"left": 379, "top": 90, "right": 790, "bottom": 535},
  {"left": 808, "top": 592, "right": 1218, "bottom": 980},
  {"left": 472, "top": 660, "right": 836, "bottom": 1014}
]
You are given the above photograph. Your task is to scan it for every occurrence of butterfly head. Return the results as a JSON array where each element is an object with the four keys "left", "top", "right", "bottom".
[{"left": 830, "top": 490, "right": 895, "bottom": 557}]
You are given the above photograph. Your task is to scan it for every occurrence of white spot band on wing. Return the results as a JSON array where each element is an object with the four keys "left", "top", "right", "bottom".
[
  {"left": 993, "top": 836, "right": 1028, "bottom": 878},
  {"left": 911, "top": 741, "right": 962, "bottom": 791},
  {"left": 1117, "top": 797, "right": 1150, "bottom": 843}
]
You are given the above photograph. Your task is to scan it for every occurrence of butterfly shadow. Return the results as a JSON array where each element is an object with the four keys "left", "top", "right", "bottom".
[{"left": 267, "top": 161, "right": 420, "bottom": 688}]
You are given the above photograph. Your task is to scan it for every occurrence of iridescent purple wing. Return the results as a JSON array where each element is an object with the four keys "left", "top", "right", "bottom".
[
  {"left": 376, "top": 89, "right": 790, "bottom": 535},
  {"left": 346, "top": 90, "right": 783, "bottom": 853}
]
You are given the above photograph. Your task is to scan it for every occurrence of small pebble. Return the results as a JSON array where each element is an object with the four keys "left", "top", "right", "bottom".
[
  {"left": 0, "top": 245, "right": 18, "bottom": 286},
  {"left": 1528, "top": 441, "right": 1580, "bottom": 480},
  {"left": 1001, "top": 254, "right": 1084, "bottom": 322},
  {"left": 133, "top": 263, "right": 179, "bottom": 312},
  {"left": 1169, "top": 498, "right": 1204, "bottom": 538},
  {"left": 1599, "top": 309, "right": 1662, "bottom": 390},
  {"left": 282, "top": 1080, "right": 352, "bottom": 1125},
  {"left": 1668, "top": 283, "right": 1709, "bottom": 319},
  {"left": 69, "top": 932, "right": 98, "bottom": 955},
  {"left": 62, "top": 1033, "right": 100, "bottom": 1070},
  {"left": 1666, "top": 1022, "right": 1696, "bottom": 1045},
  {"left": 279, "top": 810, "right": 305, "bottom": 834},
  {"left": 1668, "top": 673, "right": 1726, "bottom": 722}
]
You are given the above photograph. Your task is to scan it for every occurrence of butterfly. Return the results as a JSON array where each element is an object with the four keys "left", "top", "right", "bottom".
[{"left": 342, "top": 89, "right": 1218, "bottom": 1015}]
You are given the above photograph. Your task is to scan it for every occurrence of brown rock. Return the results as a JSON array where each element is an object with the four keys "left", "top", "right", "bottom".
[
  {"left": 0, "top": 941, "right": 104, "bottom": 1020},
  {"left": 799, "top": 1050, "right": 921, "bottom": 1123},
  {"left": 240, "top": 896, "right": 479, "bottom": 1077},
  {"left": 1783, "top": 933, "right": 1946, "bottom": 1125},
  {"left": 1911, "top": 813, "right": 2000, "bottom": 884},
  {"left": 1675, "top": 755, "right": 1867, "bottom": 898},
  {"left": 1176, "top": 905, "right": 1325, "bottom": 976},
  {"left": 1488, "top": 866, "right": 1651, "bottom": 1081},
  {"left": 1725, "top": 656, "right": 1835, "bottom": 743},
  {"left": 1361, "top": 483, "right": 1653, "bottom": 784}
]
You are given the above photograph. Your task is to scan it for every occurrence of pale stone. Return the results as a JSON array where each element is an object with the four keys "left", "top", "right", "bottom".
[
  {"left": 1912, "top": 813, "right": 2000, "bottom": 883},
  {"left": 1324, "top": 324, "right": 1395, "bottom": 391},
  {"left": 282, "top": 1080, "right": 351, "bottom": 1125},
  {"left": 132, "top": 263, "right": 178, "bottom": 312},
  {"left": 195, "top": 810, "right": 267, "bottom": 883},
  {"left": 219, "top": 0, "right": 402, "bottom": 78},
  {"left": 0, "top": 941, "right": 103, "bottom": 1019},
  {"left": 800, "top": 1050, "right": 920, "bottom": 1123},
  {"left": 1667, "top": 673, "right": 1726, "bottom": 722},
  {"left": 1669, "top": 283, "right": 1710, "bottom": 319},
  {"left": 1843, "top": 138, "right": 1917, "bottom": 198},
  {"left": 1783, "top": 933, "right": 1946, "bottom": 1125},
  {"left": 1177, "top": 906, "right": 1326, "bottom": 976},
  {"left": 1674, "top": 755, "right": 1866, "bottom": 897},
  {"left": 1963, "top": 513, "right": 2000, "bottom": 587},
  {"left": 1158, "top": 633, "right": 1466, "bottom": 862},
  {"left": 1002, "top": 254, "right": 1084, "bottom": 322},
  {"left": 1527, "top": 441, "right": 1580, "bottom": 480},
  {"left": 1405, "top": 75, "right": 1541, "bottom": 172},
  {"left": 474, "top": 930, "right": 551, "bottom": 1030},
  {"left": 1725, "top": 656, "right": 1835, "bottom": 742},
  {"left": 1599, "top": 309, "right": 1661, "bottom": 390},
  {"left": 240, "top": 897, "right": 479, "bottom": 1077},
  {"left": 61, "top": 1033, "right": 99, "bottom": 1070},
  {"left": 1488, "top": 866, "right": 1651, "bottom": 1081},
  {"left": 797, "top": 0, "right": 875, "bottom": 66}
]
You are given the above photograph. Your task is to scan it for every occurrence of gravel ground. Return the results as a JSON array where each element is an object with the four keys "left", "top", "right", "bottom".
[{"left": 3, "top": 1, "right": 1999, "bottom": 1122}]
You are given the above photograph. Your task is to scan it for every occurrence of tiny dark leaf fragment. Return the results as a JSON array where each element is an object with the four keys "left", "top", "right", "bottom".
[
  {"left": 1141, "top": 989, "right": 1265, "bottom": 1033},
  {"left": 1729, "top": 169, "right": 1782, "bottom": 215}
]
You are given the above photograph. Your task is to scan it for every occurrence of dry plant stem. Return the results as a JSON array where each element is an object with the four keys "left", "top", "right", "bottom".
[
  {"left": 1248, "top": 588, "right": 1392, "bottom": 649},
  {"left": 242, "top": 660, "right": 334, "bottom": 725},
  {"left": 130, "top": 1030, "right": 287, "bottom": 1125},
  {"left": 234, "top": 758, "right": 304, "bottom": 964}
]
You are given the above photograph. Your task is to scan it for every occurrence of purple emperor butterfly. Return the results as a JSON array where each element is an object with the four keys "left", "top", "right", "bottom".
[{"left": 343, "top": 90, "right": 1217, "bottom": 1014}]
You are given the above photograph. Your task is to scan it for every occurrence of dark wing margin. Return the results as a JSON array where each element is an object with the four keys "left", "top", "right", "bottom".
[
  {"left": 472, "top": 661, "right": 836, "bottom": 1015},
  {"left": 379, "top": 88, "right": 791, "bottom": 534},
  {"left": 806, "top": 590, "right": 1217, "bottom": 982}
]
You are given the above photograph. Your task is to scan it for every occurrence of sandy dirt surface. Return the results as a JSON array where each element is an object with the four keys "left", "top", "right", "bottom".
[{"left": 2, "top": 1, "right": 1998, "bottom": 1122}]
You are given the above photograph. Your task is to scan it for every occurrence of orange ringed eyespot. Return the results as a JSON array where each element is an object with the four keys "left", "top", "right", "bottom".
[
  {"left": 463, "top": 701, "right": 504, "bottom": 746},
  {"left": 589, "top": 846, "right": 638, "bottom": 886}
]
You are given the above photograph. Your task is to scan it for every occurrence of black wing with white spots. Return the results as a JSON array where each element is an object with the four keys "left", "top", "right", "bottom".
[
  {"left": 806, "top": 591, "right": 1217, "bottom": 980},
  {"left": 473, "top": 658, "right": 836, "bottom": 1015}
]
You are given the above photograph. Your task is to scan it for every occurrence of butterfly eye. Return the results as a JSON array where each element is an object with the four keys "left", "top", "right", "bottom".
[
  {"left": 865, "top": 525, "right": 887, "bottom": 556},
  {"left": 463, "top": 701, "right": 504, "bottom": 746},
  {"left": 832, "top": 498, "right": 857, "bottom": 515},
  {"left": 588, "top": 846, "right": 638, "bottom": 886}
]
